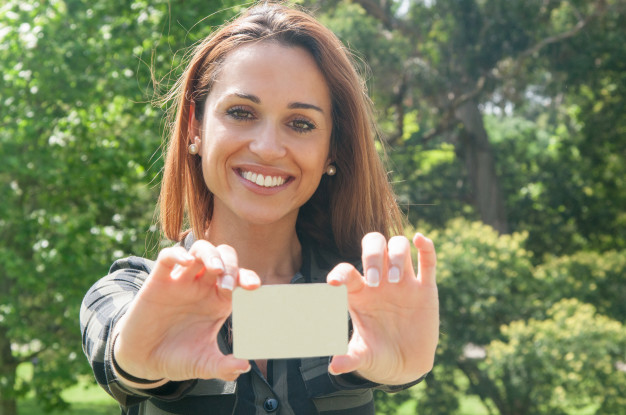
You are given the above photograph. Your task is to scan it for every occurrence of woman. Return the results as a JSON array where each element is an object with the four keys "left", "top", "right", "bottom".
[{"left": 80, "top": 3, "right": 439, "bottom": 414}]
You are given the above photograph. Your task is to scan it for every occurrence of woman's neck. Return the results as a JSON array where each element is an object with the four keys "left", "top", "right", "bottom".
[{"left": 205, "top": 215, "right": 302, "bottom": 285}]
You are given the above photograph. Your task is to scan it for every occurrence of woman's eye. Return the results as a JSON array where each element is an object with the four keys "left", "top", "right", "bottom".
[
  {"left": 226, "top": 107, "right": 254, "bottom": 120},
  {"left": 290, "top": 119, "right": 316, "bottom": 132}
]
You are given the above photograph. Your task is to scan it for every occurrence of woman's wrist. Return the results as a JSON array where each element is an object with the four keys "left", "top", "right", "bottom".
[{"left": 111, "top": 333, "right": 168, "bottom": 389}]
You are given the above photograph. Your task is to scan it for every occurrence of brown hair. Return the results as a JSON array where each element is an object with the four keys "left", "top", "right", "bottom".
[{"left": 159, "top": 2, "right": 403, "bottom": 259}]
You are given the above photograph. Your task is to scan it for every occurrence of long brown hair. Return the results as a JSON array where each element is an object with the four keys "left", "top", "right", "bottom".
[{"left": 159, "top": 2, "right": 403, "bottom": 259}]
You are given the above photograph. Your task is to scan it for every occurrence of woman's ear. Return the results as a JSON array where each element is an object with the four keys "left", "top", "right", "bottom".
[{"left": 188, "top": 101, "right": 201, "bottom": 139}]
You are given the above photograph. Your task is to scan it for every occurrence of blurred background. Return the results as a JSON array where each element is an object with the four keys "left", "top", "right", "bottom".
[{"left": 1, "top": 0, "right": 624, "bottom": 414}]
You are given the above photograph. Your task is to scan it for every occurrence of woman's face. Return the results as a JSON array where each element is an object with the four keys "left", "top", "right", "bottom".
[{"left": 197, "top": 41, "right": 333, "bottom": 227}]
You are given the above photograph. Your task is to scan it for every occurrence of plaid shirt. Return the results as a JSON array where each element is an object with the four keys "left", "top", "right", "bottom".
[{"left": 80, "top": 236, "right": 424, "bottom": 414}]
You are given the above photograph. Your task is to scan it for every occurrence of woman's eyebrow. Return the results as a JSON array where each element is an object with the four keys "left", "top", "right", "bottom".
[
  {"left": 234, "top": 92, "right": 260, "bottom": 104},
  {"left": 288, "top": 102, "right": 324, "bottom": 114},
  {"left": 232, "top": 92, "right": 324, "bottom": 114}
]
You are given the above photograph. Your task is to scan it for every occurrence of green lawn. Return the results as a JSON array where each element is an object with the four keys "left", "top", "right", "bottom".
[
  {"left": 18, "top": 381, "right": 119, "bottom": 415},
  {"left": 16, "top": 362, "right": 119, "bottom": 415},
  {"left": 17, "top": 369, "right": 599, "bottom": 415}
]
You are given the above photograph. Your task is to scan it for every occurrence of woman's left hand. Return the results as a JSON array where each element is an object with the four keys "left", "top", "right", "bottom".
[{"left": 327, "top": 232, "right": 439, "bottom": 385}]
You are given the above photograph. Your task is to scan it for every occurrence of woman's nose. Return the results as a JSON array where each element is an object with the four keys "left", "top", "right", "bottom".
[{"left": 248, "top": 122, "right": 287, "bottom": 161}]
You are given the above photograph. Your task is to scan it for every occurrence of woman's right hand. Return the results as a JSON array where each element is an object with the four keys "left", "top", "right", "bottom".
[{"left": 111, "top": 240, "right": 259, "bottom": 386}]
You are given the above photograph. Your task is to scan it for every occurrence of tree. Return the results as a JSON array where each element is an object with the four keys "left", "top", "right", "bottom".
[
  {"left": 0, "top": 0, "right": 238, "bottom": 413},
  {"left": 485, "top": 299, "right": 626, "bottom": 415},
  {"left": 413, "top": 220, "right": 626, "bottom": 415},
  {"left": 312, "top": 0, "right": 622, "bottom": 236}
]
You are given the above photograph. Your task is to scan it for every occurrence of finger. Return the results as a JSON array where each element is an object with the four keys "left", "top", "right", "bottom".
[
  {"left": 328, "top": 334, "right": 368, "bottom": 376},
  {"left": 327, "top": 263, "right": 365, "bottom": 294},
  {"left": 386, "top": 236, "right": 413, "bottom": 283},
  {"left": 413, "top": 233, "right": 437, "bottom": 286},
  {"left": 188, "top": 240, "right": 225, "bottom": 284},
  {"left": 238, "top": 268, "right": 261, "bottom": 290},
  {"left": 361, "top": 232, "right": 388, "bottom": 287},
  {"left": 212, "top": 355, "right": 252, "bottom": 382},
  {"left": 216, "top": 245, "right": 239, "bottom": 291},
  {"left": 152, "top": 246, "right": 196, "bottom": 280},
  {"left": 328, "top": 353, "right": 363, "bottom": 376},
  {"left": 193, "top": 351, "right": 251, "bottom": 382}
]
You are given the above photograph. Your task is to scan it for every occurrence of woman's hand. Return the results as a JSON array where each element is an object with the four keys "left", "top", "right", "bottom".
[
  {"left": 112, "top": 240, "right": 260, "bottom": 386},
  {"left": 327, "top": 232, "right": 439, "bottom": 385}
]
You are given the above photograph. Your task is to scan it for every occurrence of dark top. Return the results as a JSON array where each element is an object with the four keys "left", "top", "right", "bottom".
[{"left": 80, "top": 236, "right": 424, "bottom": 414}]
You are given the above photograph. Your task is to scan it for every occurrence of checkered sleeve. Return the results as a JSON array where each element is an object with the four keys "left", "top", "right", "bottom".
[{"left": 79, "top": 256, "right": 196, "bottom": 409}]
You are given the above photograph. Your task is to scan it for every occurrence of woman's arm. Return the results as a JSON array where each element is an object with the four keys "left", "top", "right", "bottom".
[{"left": 80, "top": 256, "right": 196, "bottom": 406}]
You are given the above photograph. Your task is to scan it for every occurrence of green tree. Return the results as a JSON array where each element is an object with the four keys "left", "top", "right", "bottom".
[
  {"left": 421, "top": 219, "right": 541, "bottom": 413},
  {"left": 537, "top": 250, "right": 626, "bottom": 323},
  {"left": 414, "top": 220, "right": 626, "bottom": 415},
  {"left": 0, "top": 1, "right": 238, "bottom": 413},
  {"left": 485, "top": 299, "right": 626, "bottom": 415},
  {"left": 313, "top": 0, "right": 623, "bottom": 239}
]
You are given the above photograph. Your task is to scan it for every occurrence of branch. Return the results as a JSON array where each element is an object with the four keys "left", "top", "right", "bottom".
[
  {"left": 356, "top": 0, "right": 611, "bottom": 144},
  {"left": 421, "top": 110, "right": 459, "bottom": 142},
  {"left": 17, "top": 347, "right": 47, "bottom": 364},
  {"left": 457, "top": 359, "right": 506, "bottom": 415},
  {"left": 518, "top": 1, "right": 606, "bottom": 61},
  {"left": 351, "top": 0, "right": 420, "bottom": 38},
  {"left": 420, "top": 75, "right": 486, "bottom": 142},
  {"left": 384, "top": 71, "right": 409, "bottom": 145}
]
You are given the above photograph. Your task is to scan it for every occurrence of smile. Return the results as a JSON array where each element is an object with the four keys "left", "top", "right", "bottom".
[{"left": 240, "top": 170, "right": 288, "bottom": 188}]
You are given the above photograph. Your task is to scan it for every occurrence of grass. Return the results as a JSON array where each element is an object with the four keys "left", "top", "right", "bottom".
[
  {"left": 16, "top": 366, "right": 600, "bottom": 415},
  {"left": 16, "top": 362, "right": 119, "bottom": 415},
  {"left": 18, "top": 380, "right": 119, "bottom": 415}
]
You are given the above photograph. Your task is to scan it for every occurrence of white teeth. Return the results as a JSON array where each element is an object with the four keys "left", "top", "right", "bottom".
[{"left": 241, "top": 170, "right": 286, "bottom": 188}]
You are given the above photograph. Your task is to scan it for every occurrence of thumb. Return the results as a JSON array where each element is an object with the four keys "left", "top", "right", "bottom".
[
  {"left": 208, "top": 354, "right": 252, "bottom": 382},
  {"left": 328, "top": 353, "right": 362, "bottom": 376}
]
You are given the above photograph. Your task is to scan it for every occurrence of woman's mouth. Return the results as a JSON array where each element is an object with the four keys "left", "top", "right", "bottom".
[{"left": 239, "top": 169, "right": 288, "bottom": 188}]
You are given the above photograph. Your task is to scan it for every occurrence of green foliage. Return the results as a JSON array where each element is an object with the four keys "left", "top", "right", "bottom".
[
  {"left": 485, "top": 299, "right": 626, "bottom": 414},
  {"left": 537, "top": 250, "right": 626, "bottom": 322},
  {"left": 373, "top": 389, "right": 413, "bottom": 415},
  {"left": 412, "top": 219, "right": 626, "bottom": 415},
  {"left": 485, "top": 114, "right": 590, "bottom": 257},
  {"left": 413, "top": 365, "right": 461, "bottom": 415},
  {"left": 404, "top": 218, "right": 540, "bottom": 414},
  {"left": 316, "top": 0, "right": 626, "bottom": 255},
  {"left": 428, "top": 219, "right": 539, "bottom": 349},
  {"left": 391, "top": 140, "right": 474, "bottom": 228},
  {"left": 0, "top": 0, "right": 239, "bottom": 411}
]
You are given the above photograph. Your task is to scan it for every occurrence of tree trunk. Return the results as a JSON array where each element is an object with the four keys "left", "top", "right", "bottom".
[
  {"left": 0, "top": 326, "right": 18, "bottom": 415},
  {"left": 455, "top": 100, "right": 509, "bottom": 233}
]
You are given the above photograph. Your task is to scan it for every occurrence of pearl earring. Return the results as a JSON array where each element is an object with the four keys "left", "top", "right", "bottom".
[
  {"left": 188, "top": 137, "right": 200, "bottom": 155},
  {"left": 326, "top": 164, "right": 336, "bottom": 176}
]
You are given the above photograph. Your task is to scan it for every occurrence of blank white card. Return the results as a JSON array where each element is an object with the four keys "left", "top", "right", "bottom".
[{"left": 232, "top": 283, "right": 348, "bottom": 359}]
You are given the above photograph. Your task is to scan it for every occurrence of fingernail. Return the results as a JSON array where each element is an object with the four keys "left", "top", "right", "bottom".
[
  {"left": 211, "top": 257, "right": 224, "bottom": 271},
  {"left": 328, "top": 366, "right": 340, "bottom": 376},
  {"left": 171, "top": 264, "right": 184, "bottom": 280},
  {"left": 220, "top": 274, "right": 235, "bottom": 291},
  {"left": 388, "top": 266, "right": 400, "bottom": 283},
  {"left": 178, "top": 252, "right": 194, "bottom": 262},
  {"left": 327, "top": 273, "right": 341, "bottom": 284},
  {"left": 366, "top": 268, "right": 380, "bottom": 287},
  {"left": 240, "top": 271, "right": 259, "bottom": 287}
]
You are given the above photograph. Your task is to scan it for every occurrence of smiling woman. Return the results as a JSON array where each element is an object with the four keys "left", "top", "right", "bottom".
[{"left": 80, "top": 3, "right": 439, "bottom": 414}]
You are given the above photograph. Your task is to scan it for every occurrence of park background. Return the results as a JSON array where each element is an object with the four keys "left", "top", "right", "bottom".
[{"left": 1, "top": 0, "right": 625, "bottom": 414}]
